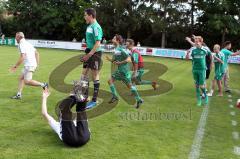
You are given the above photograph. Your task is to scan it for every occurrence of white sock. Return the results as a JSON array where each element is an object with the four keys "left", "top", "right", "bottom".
[
  {"left": 40, "top": 83, "right": 45, "bottom": 87},
  {"left": 17, "top": 92, "right": 21, "bottom": 96}
]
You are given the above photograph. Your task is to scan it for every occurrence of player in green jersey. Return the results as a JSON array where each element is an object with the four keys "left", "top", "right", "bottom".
[
  {"left": 208, "top": 44, "right": 225, "bottom": 97},
  {"left": 220, "top": 41, "right": 240, "bottom": 93},
  {"left": 125, "top": 39, "right": 157, "bottom": 90},
  {"left": 106, "top": 35, "right": 143, "bottom": 109},
  {"left": 81, "top": 8, "right": 103, "bottom": 109},
  {"left": 186, "top": 36, "right": 212, "bottom": 106}
]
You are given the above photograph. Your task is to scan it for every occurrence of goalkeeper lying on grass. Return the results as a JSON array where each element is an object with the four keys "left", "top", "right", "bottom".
[{"left": 41, "top": 76, "right": 90, "bottom": 147}]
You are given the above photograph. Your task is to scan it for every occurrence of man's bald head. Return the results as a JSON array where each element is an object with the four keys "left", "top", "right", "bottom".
[{"left": 15, "top": 32, "right": 25, "bottom": 43}]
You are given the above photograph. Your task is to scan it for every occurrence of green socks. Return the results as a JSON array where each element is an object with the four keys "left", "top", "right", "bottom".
[
  {"left": 201, "top": 87, "right": 208, "bottom": 105},
  {"left": 196, "top": 87, "right": 201, "bottom": 100},
  {"left": 138, "top": 80, "right": 152, "bottom": 85},
  {"left": 110, "top": 84, "right": 142, "bottom": 102},
  {"left": 131, "top": 86, "right": 141, "bottom": 101},
  {"left": 196, "top": 87, "right": 202, "bottom": 106},
  {"left": 110, "top": 84, "right": 118, "bottom": 97},
  {"left": 201, "top": 87, "right": 207, "bottom": 97}
]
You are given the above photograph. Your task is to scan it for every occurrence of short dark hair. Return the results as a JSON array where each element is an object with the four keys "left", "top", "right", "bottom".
[
  {"left": 126, "top": 39, "right": 135, "bottom": 46},
  {"left": 115, "top": 34, "right": 124, "bottom": 45},
  {"left": 85, "top": 8, "right": 96, "bottom": 18},
  {"left": 223, "top": 41, "right": 231, "bottom": 48}
]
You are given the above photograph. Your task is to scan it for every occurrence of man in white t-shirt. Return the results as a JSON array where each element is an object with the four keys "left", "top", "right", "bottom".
[{"left": 9, "top": 32, "right": 48, "bottom": 99}]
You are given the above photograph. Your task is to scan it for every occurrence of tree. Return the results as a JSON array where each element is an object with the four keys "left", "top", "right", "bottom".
[
  {"left": 6, "top": 0, "right": 79, "bottom": 40},
  {"left": 148, "top": 0, "right": 189, "bottom": 48},
  {"left": 0, "top": 0, "right": 7, "bottom": 34},
  {"left": 197, "top": 0, "right": 240, "bottom": 45},
  {"left": 69, "top": 0, "right": 92, "bottom": 40},
  {"left": 94, "top": 0, "right": 153, "bottom": 40}
]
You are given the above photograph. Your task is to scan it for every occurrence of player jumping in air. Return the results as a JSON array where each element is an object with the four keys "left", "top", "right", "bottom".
[
  {"left": 208, "top": 44, "right": 225, "bottom": 97},
  {"left": 125, "top": 39, "right": 157, "bottom": 90},
  {"left": 186, "top": 36, "right": 212, "bottom": 106},
  {"left": 106, "top": 35, "right": 143, "bottom": 108},
  {"left": 10, "top": 32, "right": 48, "bottom": 99}
]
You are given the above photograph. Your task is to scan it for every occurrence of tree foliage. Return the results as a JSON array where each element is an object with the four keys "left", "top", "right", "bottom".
[
  {"left": 1, "top": 0, "right": 240, "bottom": 49},
  {"left": 197, "top": 0, "right": 240, "bottom": 45}
]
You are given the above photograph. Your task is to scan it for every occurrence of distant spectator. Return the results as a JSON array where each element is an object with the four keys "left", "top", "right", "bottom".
[
  {"left": 72, "top": 38, "right": 77, "bottom": 42},
  {"left": 1, "top": 34, "right": 5, "bottom": 45},
  {"left": 102, "top": 38, "right": 107, "bottom": 49},
  {"left": 137, "top": 42, "right": 141, "bottom": 47},
  {"left": 102, "top": 38, "right": 107, "bottom": 45},
  {"left": 82, "top": 38, "right": 86, "bottom": 43}
]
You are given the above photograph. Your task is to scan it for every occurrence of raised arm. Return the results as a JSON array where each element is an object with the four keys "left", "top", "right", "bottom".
[
  {"left": 185, "top": 37, "right": 195, "bottom": 47},
  {"left": 41, "top": 90, "right": 52, "bottom": 122},
  {"left": 231, "top": 51, "right": 240, "bottom": 56},
  {"left": 186, "top": 50, "right": 191, "bottom": 60}
]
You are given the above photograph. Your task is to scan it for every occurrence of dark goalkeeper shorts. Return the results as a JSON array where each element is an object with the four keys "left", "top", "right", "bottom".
[{"left": 83, "top": 48, "right": 102, "bottom": 70}]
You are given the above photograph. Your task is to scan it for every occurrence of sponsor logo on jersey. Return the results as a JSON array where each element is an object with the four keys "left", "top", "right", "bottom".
[
  {"left": 194, "top": 55, "right": 204, "bottom": 59},
  {"left": 114, "top": 50, "right": 122, "bottom": 55},
  {"left": 86, "top": 27, "right": 93, "bottom": 33}
]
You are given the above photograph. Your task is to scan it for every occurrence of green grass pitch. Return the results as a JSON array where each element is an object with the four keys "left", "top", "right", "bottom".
[{"left": 0, "top": 45, "right": 240, "bottom": 159}]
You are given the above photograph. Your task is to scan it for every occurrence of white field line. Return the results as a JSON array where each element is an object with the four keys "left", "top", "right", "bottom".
[
  {"left": 188, "top": 103, "right": 210, "bottom": 159},
  {"left": 232, "top": 132, "right": 239, "bottom": 140},
  {"left": 234, "top": 146, "right": 240, "bottom": 155},
  {"left": 230, "top": 111, "right": 236, "bottom": 116},
  {"left": 232, "top": 120, "right": 238, "bottom": 126}
]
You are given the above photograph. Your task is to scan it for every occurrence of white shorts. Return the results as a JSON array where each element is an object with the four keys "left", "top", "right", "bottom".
[{"left": 21, "top": 66, "right": 36, "bottom": 81}]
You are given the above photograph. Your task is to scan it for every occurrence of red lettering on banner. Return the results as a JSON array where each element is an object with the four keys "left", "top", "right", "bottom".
[
  {"left": 146, "top": 48, "right": 153, "bottom": 55},
  {"left": 81, "top": 43, "right": 87, "bottom": 49}
]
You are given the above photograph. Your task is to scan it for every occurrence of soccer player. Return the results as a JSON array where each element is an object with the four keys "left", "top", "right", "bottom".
[
  {"left": 186, "top": 36, "right": 212, "bottom": 106},
  {"left": 81, "top": 8, "right": 103, "bottom": 108},
  {"left": 186, "top": 36, "right": 212, "bottom": 81},
  {"left": 125, "top": 39, "right": 157, "bottom": 90},
  {"left": 41, "top": 77, "right": 90, "bottom": 147},
  {"left": 10, "top": 32, "right": 48, "bottom": 99},
  {"left": 106, "top": 35, "right": 143, "bottom": 108},
  {"left": 208, "top": 44, "right": 225, "bottom": 97},
  {"left": 221, "top": 41, "right": 240, "bottom": 93}
]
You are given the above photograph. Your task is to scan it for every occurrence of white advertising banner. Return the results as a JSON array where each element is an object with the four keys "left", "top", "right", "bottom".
[
  {"left": 15, "top": 39, "right": 239, "bottom": 64},
  {"left": 26, "top": 39, "right": 82, "bottom": 50},
  {"left": 228, "top": 56, "right": 240, "bottom": 64},
  {"left": 152, "top": 48, "right": 186, "bottom": 59}
]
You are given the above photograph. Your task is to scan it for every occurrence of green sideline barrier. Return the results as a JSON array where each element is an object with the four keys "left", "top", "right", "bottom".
[{"left": 0, "top": 37, "right": 15, "bottom": 46}]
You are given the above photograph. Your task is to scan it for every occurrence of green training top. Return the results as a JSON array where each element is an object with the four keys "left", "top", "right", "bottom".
[
  {"left": 190, "top": 46, "right": 211, "bottom": 70},
  {"left": 132, "top": 52, "right": 139, "bottom": 64},
  {"left": 221, "top": 48, "right": 233, "bottom": 69},
  {"left": 112, "top": 46, "right": 130, "bottom": 73},
  {"left": 213, "top": 52, "right": 225, "bottom": 74},
  {"left": 85, "top": 21, "right": 103, "bottom": 51}
]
